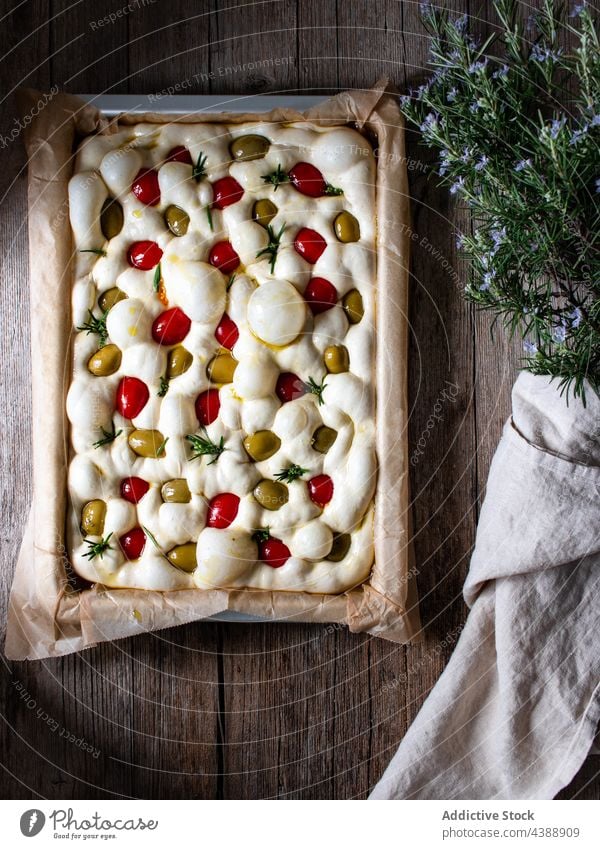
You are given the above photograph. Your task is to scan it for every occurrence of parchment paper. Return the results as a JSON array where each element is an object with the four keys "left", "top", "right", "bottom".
[{"left": 5, "top": 81, "right": 420, "bottom": 659}]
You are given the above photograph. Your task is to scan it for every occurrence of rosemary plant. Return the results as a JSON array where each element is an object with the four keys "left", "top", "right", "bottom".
[{"left": 402, "top": 0, "right": 600, "bottom": 400}]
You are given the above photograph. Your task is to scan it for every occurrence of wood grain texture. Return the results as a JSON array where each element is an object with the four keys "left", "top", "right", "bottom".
[{"left": 0, "top": 0, "right": 597, "bottom": 800}]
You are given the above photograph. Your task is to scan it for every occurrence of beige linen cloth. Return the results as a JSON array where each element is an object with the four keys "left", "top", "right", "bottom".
[{"left": 371, "top": 371, "right": 600, "bottom": 799}]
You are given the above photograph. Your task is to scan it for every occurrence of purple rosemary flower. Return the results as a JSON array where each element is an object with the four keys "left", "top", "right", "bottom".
[
  {"left": 515, "top": 158, "right": 532, "bottom": 172},
  {"left": 493, "top": 63, "right": 510, "bottom": 79},
  {"left": 569, "top": 308, "right": 582, "bottom": 328},
  {"left": 456, "top": 233, "right": 465, "bottom": 249},
  {"left": 453, "top": 14, "right": 468, "bottom": 33},
  {"left": 549, "top": 118, "right": 566, "bottom": 139},
  {"left": 596, "top": 177, "right": 600, "bottom": 194},
  {"left": 570, "top": 2, "right": 587, "bottom": 18},
  {"left": 468, "top": 59, "right": 488, "bottom": 74},
  {"left": 420, "top": 112, "right": 439, "bottom": 133},
  {"left": 531, "top": 44, "right": 563, "bottom": 63},
  {"left": 450, "top": 177, "right": 466, "bottom": 195},
  {"left": 552, "top": 322, "right": 567, "bottom": 343},
  {"left": 475, "top": 154, "right": 489, "bottom": 172},
  {"left": 523, "top": 340, "right": 538, "bottom": 354},
  {"left": 590, "top": 114, "right": 600, "bottom": 127},
  {"left": 447, "top": 87, "right": 458, "bottom": 102},
  {"left": 570, "top": 126, "right": 588, "bottom": 145}
]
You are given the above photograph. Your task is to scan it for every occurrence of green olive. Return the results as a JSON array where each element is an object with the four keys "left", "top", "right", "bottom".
[
  {"left": 100, "top": 198, "right": 124, "bottom": 240},
  {"left": 342, "top": 289, "right": 364, "bottom": 325},
  {"left": 164, "top": 204, "right": 189, "bottom": 237},
  {"left": 334, "top": 211, "right": 360, "bottom": 243},
  {"left": 167, "top": 345, "right": 193, "bottom": 379},
  {"left": 229, "top": 134, "right": 270, "bottom": 162},
  {"left": 98, "top": 287, "right": 127, "bottom": 312},
  {"left": 253, "top": 479, "right": 289, "bottom": 511},
  {"left": 243, "top": 430, "right": 281, "bottom": 462},
  {"left": 87, "top": 343, "right": 122, "bottom": 376},
  {"left": 128, "top": 429, "right": 167, "bottom": 458},
  {"left": 324, "top": 345, "right": 349, "bottom": 374},
  {"left": 207, "top": 351, "right": 237, "bottom": 384},
  {"left": 161, "top": 479, "right": 191, "bottom": 503},
  {"left": 252, "top": 199, "right": 278, "bottom": 228},
  {"left": 167, "top": 542, "right": 197, "bottom": 572},
  {"left": 311, "top": 425, "right": 338, "bottom": 454},
  {"left": 81, "top": 499, "right": 106, "bottom": 536},
  {"left": 327, "top": 533, "right": 351, "bottom": 562}
]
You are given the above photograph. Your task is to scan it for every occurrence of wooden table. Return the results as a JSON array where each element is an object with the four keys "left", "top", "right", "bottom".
[{"left": 1, "top": 0, "right": 597, "bottom": 800}]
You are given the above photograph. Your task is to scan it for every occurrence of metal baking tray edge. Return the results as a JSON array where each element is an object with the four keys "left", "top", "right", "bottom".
[{"left": 77, "top": 94, "right": 326, "bottom": 623}]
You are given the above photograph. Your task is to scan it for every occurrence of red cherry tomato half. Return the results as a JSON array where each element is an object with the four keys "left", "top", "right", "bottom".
[
  {"left": 294, "top": 228, "right": 327, "bottom": 264},
  {"left": 307, "top": 474, "right": 334, "bottom": 507},
  {"left": 206, "top": 493, "right": 240, "bottom": 529},
  {"left": 119, "top": 527, "right": 146, "bottom": 560},
  {"left": 195, "top": 389, "right": 221, "bottom": 426},
  {"left": 275, "top": 372, "right": 306, "bottom": 403},
  {"left": 208, "top": 241, "right": 240, "bottom": 275},
  {"left": 289, "top": 162, "right": 328, "bottom": 198},
  {"left": 212, "top": 176, "right": 244, "bottom": 209},
  {"left": 127, "top": 240, "right": 163, "bottom": 270},
  {"left": 304, "top": 277, "right": 338, "bottom": 314},
  {"left": 152, "top": 307, "right": 191, "bottom": 346},
  {"left": 214, "top": 313, "right": 239, "bottom": 350},
  {"left": 120, "top": 477, "right": 150, "bottom": 504},
  {"left": 166, "top": 145, "right": 193, "bottom": 165},
  {"left": 131, "top": 168, "right": 160, "bottom": 206},
  {"left": 258, "top": 538, "right": 291, "bottom": 568},
  {"left": 116, "top": 376, "right": 149, "bottom": 419}
]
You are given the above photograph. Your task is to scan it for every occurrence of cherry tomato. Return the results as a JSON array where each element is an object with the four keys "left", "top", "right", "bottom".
[
  {"left": 119, "top": 526, "right": 146, "bottom": 560},
  {"left": 294, "top": 228, "right": 327, "bottom": 264},
  {"left": 214, "top": 313, "right": 239, "bottom": 350},
  {"left": 289, "top": 162, "right": 328, "bottom": 197},
  {"left": 258, "top": 537, "right": 291, "bottom": 568},
  {"left": 208, "top": 241, "right": 240, "bottom": 275},
  {"left": 116, "top": 376, "right": 149, "bottom": 419},
  {"left": 275, "top": 372, "right": 306, "bottom": 403},
  {"left": 307, "top": 474, "right": 334, "bottom": 507},
  {"left": 195, "top": 389, "right": 220, "bottom": 426},
  {"left": 304, "top": 277, "right": 337, "bottom": 314},
  {"left": 131, "top": 168, "right": 160, "bottom": 205},
  {"left": 120, "top": 477, "right": 150, "bottom": 504},
  {"left": 127, "top": 240, "right": 163, "bottom": 270},
  {"left": 166, "top": 145, "right": 193, "bottom": 165},
  {"left": 206, "top": 493, "right": 240, "bottom": 529},
  {"left": 212, "top": 176, "right": 244, "bottom": 209},
  {"left": 152, "top": 307, "right": 191, "bottom": 346}
]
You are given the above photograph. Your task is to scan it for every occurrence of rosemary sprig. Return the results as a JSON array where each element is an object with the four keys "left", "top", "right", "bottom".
[
  {"left": 256, "top": 223, "right": 286, "bottom": 274},
  {"left": 305, "top": 375, "right": 327, "bottom": 406},
  {"left": 205, "top": 204, "right": 213, "bottom": 231},
  {"left": 82, "top": 532, "right": 113, "bottom": 561},
  {"left": 251, "top": 527, "right": 271, "bottom": 543},
  {"left": 227, "top": 272, "right": 237, "bottom": 291},
  {"left": 77, "top": 309, "right": 109, "bottom": 347},
  {"left": 79, "top": 248, "right": 107, "bottom": 256},
  {"left": 153, "top": 262, "right": 162, "bottom": 292},
  {"left": 156, "top": 436, "right": 169, "bottom": 457},
  {"left": 275, "top": 464, "right": 309, "bottom": 483},
  {"left": 262, "top": 163, "right": 289, "bottom": 190},
  {"left": 186, "top": 429, "right": 225, "bottom": 464},
  {"left": 93, "top": 420, "right": 122, "bottom": 449},
  {"left": 193, "top": 151, "right": 208, "bottom": 182},
  {"left": 324, "top": 182, "right": 343, "bottom": 196},
  {"left": 158, "top": 375, "right": 170, "bottom": 397}
]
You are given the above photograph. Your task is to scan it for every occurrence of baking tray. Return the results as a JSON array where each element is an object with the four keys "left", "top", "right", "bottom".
[{"left": 76, "top": 93, "right": 326, "bottom": 624}]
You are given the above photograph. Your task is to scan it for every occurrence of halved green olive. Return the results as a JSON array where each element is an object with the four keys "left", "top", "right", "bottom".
[
  {"left": 327, "top": 533, "right": 351, "bottom": 562},
  {"left": 164, "top": 204, "right": 189, "bottom": 237},
  {"left": 252, "top": 199, "right": 278, "bottom": 228},
  {"left": 167, "top": 345, "right": 193, "bottom": 379},
  {"left": 87, "top": 343, "right": 122, "bottom": 376},
  {"left": 167, "top": 542, "right": 197, "bottom": 572},
  {"left": 98, "top": 287, "right": 127, "bottom": 312},
  {"left": 243, "top": 430, "right": 281, "bottom": 462},
  {"left": 161, "top": 479, "right": 191, "bottom": 503},
  {"left": 81, "top": 499, "right": 106, "bottom": 536},
  {"left": 207, "top": 351, "right": 237, "bottom": 384},
  {"left": 100, "top": 198, "right": 124, "bottom": 240},
  {"left": 229, "top": 134, "right": 270, "bottom": 162},
  {"left": 342, "top": 289, "right": 364, "bottom": 325},
  {"left": 324, "top": 345, "right": 349, "bottom": 374},
  {"left": 311, "top": 425, "right": 338, "bottom": 454},
  {"left": 253, "top": 479, "right": 289, "bottom": 511},
  {"left": 128, "top": 429, "right": 166, "bottom": 458},
  {"left": 334, "top": 211, "right": 360, "bottom": 243}
]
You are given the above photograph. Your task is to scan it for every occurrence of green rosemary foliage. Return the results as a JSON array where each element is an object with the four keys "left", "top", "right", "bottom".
[
  {"left": 186, "top": 429, "right": 225, "bottom": 464},
  {"left": 77, "top": 309, "right": 109, "bottom": 347},
  {"left": 256, "top": 223, "right": 286, "bottom": 273},
  {"left": 402, "top": 0, "right": 600, "bottom": 401},
  {"left": 275, "top": 464, "right": 309, "bottom": 483}
]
